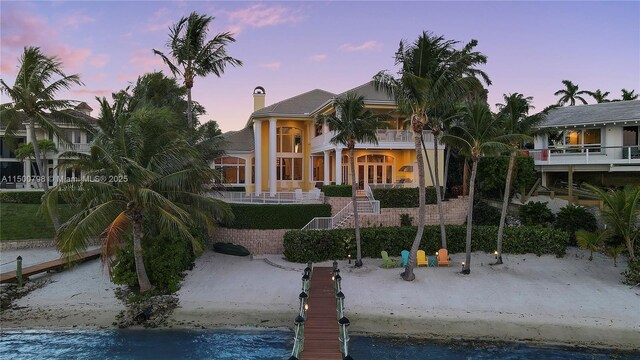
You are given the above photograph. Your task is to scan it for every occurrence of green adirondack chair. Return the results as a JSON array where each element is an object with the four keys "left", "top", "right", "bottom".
[{"left": 381, "top": 251, "right": 399, "bottom": 268}]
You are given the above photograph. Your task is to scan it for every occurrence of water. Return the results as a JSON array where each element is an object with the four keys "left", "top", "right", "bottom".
[{"left": 1, "top": 329, "right": 638, "bottom": 359}]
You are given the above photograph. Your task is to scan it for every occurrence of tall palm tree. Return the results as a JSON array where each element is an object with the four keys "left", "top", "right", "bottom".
[
  {"left": 620, "top": 89, "right": 639, "bottom": 101},
  {"left": 584, "top": 89, "right": 611, "bottom": 103},
  {"left": 43, "top": 96, "right": 232, "bottom": 292},
  {"left": 583, "top": 184, "right": 639, "bottom": 262},
  {"left": 441, "top": 101, "right": 511, "bottom": 274},
  {"left": 0, "top": 47, "right": 85, "bottom": 193},
  {"left": 554, "top": 80, "right": 589, "bottom": 106},
  {"left": 15, "top": 139, "right": 58, "bottom": 181},
  {"left": 317, "top": 92, "right": 390, "bottom": 267},
  {"left": 153, "top": 12, "right": 242, "bottom": 127},
  {"left": 374, "top": 31, "right": 490, "bottom": 281},
  {"left": 493, "top": 93, "right": 543, "bottom": 264}
]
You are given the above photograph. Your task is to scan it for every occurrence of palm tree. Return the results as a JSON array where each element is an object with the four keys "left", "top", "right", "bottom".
[
  {"left": 493, "top": 93, "right": 544, "bottom": 264},
  {"left": 554, "top": 80, "right": 589, "bottom": 106},
  {"left": 317, "top": 92, "right": 390, "bottom": 267},
  {"left": 1, "top": 47, "right": 85, "bottom": 192},
  {"left": 576, "top": 229, "right": 610, "bottom": 261},
  {"left": 585, "top": 89, "right": 611, "bottom": 103},
  {"left": 43, "top": 96, "right": 232, "bottom": 292},
  {"left": 15, "top": 139, "right": 58, "bottom": 182},
  {"left": 441, "top": 101, "right": 511, "bottom": 274},
  {"left": 153, "top": 12, "right": 242, "bottom": 127},
  {"left": 605, "top": 244, "right": 626, "bottom": 267},
  {"left": 583, "top": 184, "right": 639, "bottom": 262},
  {"left": 620, "top": 89, "right": 639, "bottom": 101},
  {"left": 374, "top": 31, "right": 490, "bottom": 281}
]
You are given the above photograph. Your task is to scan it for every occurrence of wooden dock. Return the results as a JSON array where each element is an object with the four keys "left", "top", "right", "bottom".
[
  {"left": 300, "top": 266, "right": 343, "bottom": 360},
  {"left": 0, "top": 248, "right": 102, "bottom": 284}
]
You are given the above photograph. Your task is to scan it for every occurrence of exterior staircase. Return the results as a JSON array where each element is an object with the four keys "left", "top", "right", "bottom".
[{"left": 302, "top": 188, "right": 380, "bottom": 230}]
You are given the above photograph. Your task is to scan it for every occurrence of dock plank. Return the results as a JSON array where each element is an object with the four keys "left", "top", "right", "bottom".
[{"left": 0, "top": 248, "right": 102, "bottom": 284}]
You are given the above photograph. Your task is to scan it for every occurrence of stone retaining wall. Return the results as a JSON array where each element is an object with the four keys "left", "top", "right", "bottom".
[
  {"left": 209, "top": 228, "right": 290, "bottom": 255},
  {"left": 326, "top": 197, "right": 351, "bottom": 215},
  {"left": 0, "top": 238, "right": 101, "bottom": 250}
]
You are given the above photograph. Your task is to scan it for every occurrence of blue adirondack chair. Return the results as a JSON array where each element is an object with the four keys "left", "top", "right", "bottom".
[{"left": 401, "top": 250, "right": 410, "bottom": 267}]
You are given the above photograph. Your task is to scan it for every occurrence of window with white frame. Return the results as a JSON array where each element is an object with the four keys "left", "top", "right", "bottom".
[
  {"left": 548, "top": 128, "right": 601, "bottom": 153},
  {"left": 276, "top": 157, "right": 303, "bottom": 181},
  {"left": 277, "top": 127, "right": 303, "bottom": 153},
  {"left": 213, "top": 156, "right": 246, "bottom": 184}
]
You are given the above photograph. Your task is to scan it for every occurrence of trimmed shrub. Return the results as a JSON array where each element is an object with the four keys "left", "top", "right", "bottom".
[
  {"left": 283, "top": 225, "right": 569, "bottom": 262},
  {"left": 322, "top": 185, "right": 352, "bottom": 197},
  {"left": 372, "top": 187, "right": 438, "bottom": 208},
  {"left": 472, "top": 201, "right": 501, "bottom": 226},
  {"left": 400, "top": 213, "right": 413, "bottom": 227},
  {"left": 0, "top": 191, "right": 44, "bottom": 204},
  {"left": 223, "top": 186, "right": 246, "bottom": 192},
  {"left": 519, "top": 201, "right": 555, "bottom": 226},
  {"left": 623, "top": 259, "right": 640, "bottom": 286},
  {"left": 225, "top": 204, "right": 331, "bottom": 229},
  {"left": 112, "top": 234, "right": 199, "bottom": 293},
  {"left": 555, "top": 204, "right": 598, "bottom": 245}
]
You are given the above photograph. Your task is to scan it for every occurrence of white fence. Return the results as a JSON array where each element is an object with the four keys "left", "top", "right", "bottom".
[
  {"left": 528, "top": 145, "right": 640, "bottom": 165},
  {"left": 210, "top": 190, "right": 324, "bottom": 204}
]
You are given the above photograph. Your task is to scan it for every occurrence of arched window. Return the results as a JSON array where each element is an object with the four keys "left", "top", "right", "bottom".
[{"left": 213, "top": 156, "right": 246, "bottom": 185}]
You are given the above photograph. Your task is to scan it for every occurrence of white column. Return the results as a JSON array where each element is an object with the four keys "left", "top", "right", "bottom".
[
  {"left": 308, "top": 156, "right": 313, "bottom": 183},
  {"left": 323, "top": 120, "right": 329, "bottom": 143},
  {"left": 244, "top": 157, "right": 251, "bottom": 192},
  {"left": 335, "top": 147, "right": 342, "bottom": 185},
  {"left": 269, "top": 118, "right": 277, "bottom": 196},
  {"left": 323, "top": 150, "right": 330, "bottom": 185},
  {"left": 253, "top": 120, "right": 262, "bottom": 195}
]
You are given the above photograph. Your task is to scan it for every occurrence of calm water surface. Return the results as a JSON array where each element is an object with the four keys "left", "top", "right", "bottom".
[{"left": 1, "top": 329, "right": 638, "bottom": 359}]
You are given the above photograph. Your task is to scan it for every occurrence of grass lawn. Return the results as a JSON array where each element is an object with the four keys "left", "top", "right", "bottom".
[{"left": 0, "top": 203, "right": 75, "bottom": 240}]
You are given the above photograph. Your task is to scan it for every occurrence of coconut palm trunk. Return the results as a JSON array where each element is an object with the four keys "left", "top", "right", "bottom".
[
  {"left": 131, "top": 212, "right": 153, "bottom": 292},
  {"left": 442, "top": 147, "right": 451, "bottom": 199},
  {"left": 349, "top": 146, "right": 363, "bottom": 267},
  {"left": 495, "top": 152, "right": 516, "bottom": 264},
  {"left": 432, "top": 133, "right": 447, "bottom": 249},
  {"left": 462, "top": 159, "right": 478, "bottom": 274},
  {"left": 185, "top": 71, "right": 194, "bottom": 127},
  {"left": 403, "top": 122, "right": 426, "bottom": 281},
  {"left": 29, "top": 121, "right": 48, "bottom": 191}
]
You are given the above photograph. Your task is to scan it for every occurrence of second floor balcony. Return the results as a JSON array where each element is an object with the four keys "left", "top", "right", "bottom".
[
  {"left": 527, "top": 145, "right": 640, "bottom": 166},
  {"left": 311, "top": 129, "right": 435, "bottom": 151}
]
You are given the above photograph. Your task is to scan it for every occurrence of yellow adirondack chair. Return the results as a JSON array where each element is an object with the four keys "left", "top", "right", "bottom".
[{"left": 416, "top": 250, "right": 428, "bottom": 267}]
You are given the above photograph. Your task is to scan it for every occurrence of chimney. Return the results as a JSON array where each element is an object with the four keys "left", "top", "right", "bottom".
[{"left": 253, "top": 86, "right": 266, "bottom": 111}]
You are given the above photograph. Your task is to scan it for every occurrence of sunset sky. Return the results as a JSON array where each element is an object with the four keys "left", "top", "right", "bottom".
[{"left": 1, "top": 1, "right": 639, "bottom": 132}]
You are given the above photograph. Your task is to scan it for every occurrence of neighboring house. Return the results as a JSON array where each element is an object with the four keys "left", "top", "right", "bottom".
[
  {"left": 532, "top": 100, "right": 640, "bottom": 190},
  {"left": 217, "top": 82, "right": 443, "bottom": 196},
  {"left": 0, "top": 102, "right": 97, "bottom": 189}
]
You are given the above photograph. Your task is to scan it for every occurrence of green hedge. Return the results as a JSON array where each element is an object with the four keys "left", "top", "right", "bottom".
[
  {"left": 372, "top": 187, "right": 438, "bottom": 208},
  {"left": 225, "top": 204, "right": 332, "bottom": 229},
  {"left": 476, "top": 156, "right": 537, "bottom": 199},
  {"left": 322, "top": 185, "right": 352, "bottom": 197},
  {"left": 283, "top": 225, "right": 569, "bottom": 262},
  {"left": 0, "top": 191, "right": 45, "bottom": 204}
]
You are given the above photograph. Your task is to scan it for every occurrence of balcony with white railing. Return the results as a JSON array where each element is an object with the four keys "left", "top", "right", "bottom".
[
  {"left": 527, "top": 145, "right": 640, "bottom": 166},
  {"left": 210, "top": 190, "right": 324, "bottom": 204},
  {"left": 311, "top": 129, "right": 435, "bottom": 152}
]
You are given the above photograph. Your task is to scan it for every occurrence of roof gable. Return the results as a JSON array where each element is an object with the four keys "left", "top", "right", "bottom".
[
  {"left": 337, "top": 81, "right": 395, "bottom": 103},
  {"left": 540, "top": 100, "right": 640, "bottom": 128},
  {"left": 220, "top": 126, "right": 254, "bottom": 152}
]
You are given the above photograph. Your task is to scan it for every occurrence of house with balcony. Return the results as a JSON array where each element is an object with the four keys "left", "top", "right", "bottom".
[
  {"left": 0, "top": 102, "right": 96, "bottom": 189},
  {"left": 531, "top": 100, "right": 640, "bottom": 191},
  {"left": 215, "top": 82, "right": 443, "bottom": 199}
]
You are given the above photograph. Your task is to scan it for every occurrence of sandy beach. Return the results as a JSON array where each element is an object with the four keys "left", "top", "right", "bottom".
[{"left": 1, "top": 247, "right": 639, "bottom": 349}]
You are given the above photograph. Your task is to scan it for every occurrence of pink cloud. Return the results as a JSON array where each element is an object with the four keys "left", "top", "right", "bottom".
[
  {"left": 72, "top": 88, "right": 112, "bottom": 96},
  {"left": 308, "top": 54, "right": 327, "bottom": 62},
  {"left": 226, "top": 4, "right": 302, "bottom": 34},
  {"left": 89, "top": 54, "right": 109, "bottom": 68},
  {"left": 129, "top": 49, "right": 166, "bottom": 72},
  {"left": 145, "top": 8, "right": 173, "bottom": 32},
  {"left": 339, "top": 40, "right": 383, "bottom": 52},
  {"left": 60, "top": 11, "right": 96, "bottom": 29},
  {"left": 259, "top": 61, "right": 281, "bottom": 70}
]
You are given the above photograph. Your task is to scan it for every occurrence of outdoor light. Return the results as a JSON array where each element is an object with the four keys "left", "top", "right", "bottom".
[
  {"left": 299, "top": 291, "right": 308, "bottom": 299},
  {"left": 494, "top": 251, "right": 498, "bottom": 259},
  {"left": 435, "top": 251, "right": 439, "bottom": 256},
  {"left": 348, "top": 254, "right": 351, "bottom": 264},
  {"left": 461, "top": 262, "right": 465, "bottom": 268},
  {"left": 302, "top": 273, "right": 309, "bottom": 280},
  {"left": 338, "top": 316, "right": 350, "bottom": 326},
  {"left": 304, "top": 304, "right": 309, "bottom": 311},
  {"left": 335, "top": 274, "right": 342, "bottom": 281},
  {"left": 332, "top": 275, "right": 335, "bottom": 281},
  {"left": 294, "top": 315, "right": 305, "bottom": 324},
  {"left": 304, "top": 266, "right": 311, "bottom": 273},
  {"left": 336, "top": 291, "right": 345, "bottom": 299}
]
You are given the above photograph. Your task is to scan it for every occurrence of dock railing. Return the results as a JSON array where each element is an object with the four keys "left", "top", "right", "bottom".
[
  {"left": 289, "top": 262, "right": 312, "bottom": 360},
  {"left": 333, "top": 261, "right": 353, "bottom": 360}
]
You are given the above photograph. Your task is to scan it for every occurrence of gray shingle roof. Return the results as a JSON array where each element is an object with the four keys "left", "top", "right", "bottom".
[
  {"left": 252, "top": 89, "right": 335, "bottom": 117},
  {"left": 221, "top": 126, "right": 254, "bottom": 152},
  {"left": 337, "top": 81, "right": 395, "bottom": 103},
  {"left": 539, "top": 100, "right": 640, "bottom": 128}
]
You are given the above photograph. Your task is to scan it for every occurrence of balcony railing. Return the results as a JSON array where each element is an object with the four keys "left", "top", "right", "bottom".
[
  {"left": 527, "top": 145, "right": 640, "bottom": 165},
  {"left": 210, "top": 190, "right": 324, "bottom": 204},
  {"left": 311, "top": 130, "right": 435, "bottom": 150}
]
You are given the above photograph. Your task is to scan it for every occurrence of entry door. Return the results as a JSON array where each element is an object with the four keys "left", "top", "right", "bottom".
[{"left": 358, "top": 165, "right": 365, "bottom": 190}]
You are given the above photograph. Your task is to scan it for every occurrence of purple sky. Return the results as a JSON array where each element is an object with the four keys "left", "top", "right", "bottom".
[{"left": 1, "top": 1, "right": 639, "bottom": 132}]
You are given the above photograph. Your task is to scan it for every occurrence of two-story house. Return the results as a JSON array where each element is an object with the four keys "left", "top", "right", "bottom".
[
  {"left": 531, "top": 100, "right": 640, "bottom": 193},
  {"left": 0, "top": 102, "right": 97, "bottom": 189},
  {"left": 216, "top": 82, "right": 443, "bottom": 196}
]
